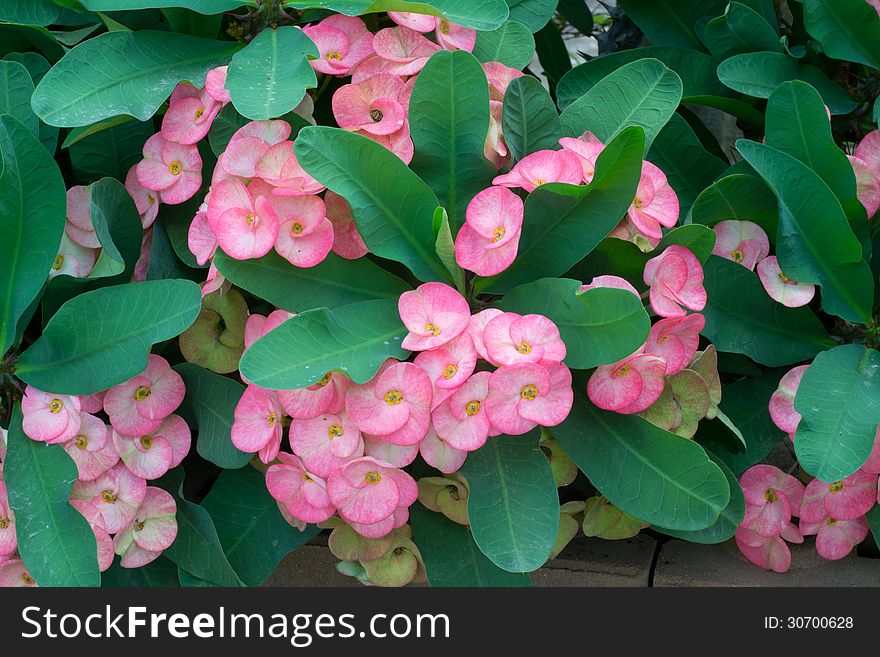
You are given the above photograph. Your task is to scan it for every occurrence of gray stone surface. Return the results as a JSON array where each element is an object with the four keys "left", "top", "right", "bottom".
[
  {"left": 531, "top": 534, "right": 657, "bottom": 587},
  {"left": 654, "top": 539, "right": 880, "bottom": 587}
]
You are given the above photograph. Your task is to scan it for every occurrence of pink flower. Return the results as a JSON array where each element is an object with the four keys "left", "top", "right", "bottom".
[
  {"left": 467, "top": 308, "right": 503, "bottom": 362},
  {"left": 799, "top": 471, "right": 878, "bottom": 523},
  {"left": 113, "top": 414, "right": 190, "bottom": 480},
  {"left": 278, "top": 371, "right": 348, "bottom": 421},
  {"left": 253, "top": 141, "right": 324, "bottom": 194},
  {"left": 327, "top": 456, "right": 418, "bottom": 537},
  {"left": 132, "top": 227, "right": 153, "bottom": 283},
  {"left": 361, "top": 121, "right": 415, "bottom": 163},
  {"left": 712, "top": 220, "right": 770, "bottom": 270},
  {"left": 325, "top": 191, "right": 368, "bottom": 259},
  {"left": 756, "top": 256, "right": 815, "bottom": 307},
  {"left": 266, "top": 453, "right": 337, "bottom": 523},
  {"left": 413, "top": 333, "right": 478, "bottom": 392},
  {"left": 362, "top": 435, "right": 420, "bottom": 468},
  {"left": 136, "top": 133, "right": 202, "bottom": 205},
  {"left": 434, "top": 18, "right": 476, "bottom": 51},
  {"left": 484, "top": 100, "right": 509, "bottom": 168},
  {"left": 62, "top": 412, "right": 119, "bottom": 481},
  {"left": 398, "top": 282, "right": 470, "bottom": 351},
  {"left": 853, "top": 129, "right": 880, "bottom": 217},
  {"left": 735, "top": 526, "right": 794, "bottom": 573},
  {"left": 643, "top": 314, "right": 705, "bottom": 375},
  {"left": 290, "top": 411, "right": 364, "bottom": 478},
  {"left": 768, "top": 365, "right": 809, "bottom": 437},
  {"left": 387, "top": 11, "right": 436, "bottom": 32},
  {"left": 217, "top": 120, "right": 290, "bottom": 179},
  {"left": 0, "top": 560, "right": 37, "bottom": 587},
  {"left": 578, "top": 275, "right": 640, "bottom": 297},
  {"left": 800, "top": 514, "right": 869, "bottom": 561},
  {"left": 304, "top": 14, "right": 374, "bottom": 76},
  {"left": 345, "top": 361, "right": 432, "bottom": 445},
  {"left": 70, "top": 500, "right": 114, "bottom": 572},
  {"left": 21, "top": 386, "right": 82, "bottom": 444},
  {"left": 739, "top": 465, "right": 805, "bottom": 537},
  {"left": 270, "top": 193, "right": 334, "bottom": 267},
  {"left": 207, "top": 179, "right": 279, "bottom": 260},
  {"left": 231, "top": 385, "right": 284, "bottom": 463},
  {"left": 643, "top": 245, "right": 707, "bottom": 318},
  {"left": 419, "top": 426, "right": 468, "bottom": 473},
  {"left": 204, "top": 66, "right": 230, "bottom": 104},
  {"left": 483, "top": 62, "right": 524, "bottom": 101},
  {"left": 187, "top": 206, "right": 218, "bottom": 266},
  {"left": 333, "top": 73, "right": 408, "bottom": 136},
  {"left": 49, "top": 233, "right": 98, "bottom": 280},
  {"left": 482, "top": 312, "right": 566, "bottom": 367},
  {"left": 587, "top": 353, "right": 667, "bottom": 414},
  {"left": 244, "top": 309, "right": 295, "bottom": 350},
  {"left": 73, "top": 462, "right": 147, "bottom": 534},
  {"left": 492, "top": 149, "right": 583, "bottom": 193},
  {"left": 371, "top": 26, "right": 440, "bottom": 76},
  {"left": 860, "top": 427, "right": 880, "bottom": 475},
  {"left": 626, "top": 162, "right": 679, "bottom": 239},
  {"left": 0, "top": 481, "right": 16, "bottom": 558},
  {"left": 454, "top": 186, "right": 524, "bottom": 276},
  {"left": 65, "top": 185, "right": 100, "bottom": 248},
  {"left": 485, "top": 362, "right": 574, "bottom": 435},
  {"left": 103, "top": 355, "right": 185, "bottom": 436},
  {"left": 125, "top": 165, "right": 160, "bottom": 229},
  {"left": 431, "top": 371, "right": 494, "bottom": 450},
  {"left": 559, "top": 132, "right": 606, "bottom": 183},
  {"left": 201, "top": 261, "right": 226, "bottom": 296},
  {"left": 869, "top": 0, "right": 880, "bottom": 16},
  {"left": 112, "top": 487, "right": 178, "bottom": 568},
  {"left": 161, "top": 89, "right": 221, "bottom": 145}
]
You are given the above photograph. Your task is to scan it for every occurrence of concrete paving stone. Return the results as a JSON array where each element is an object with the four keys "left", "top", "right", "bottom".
[
  {"left": 653, "top": 539, "right": 880, "bottom": 587},
  {"left": 531, "top": 534, "right": 657, "bottom": 587}
]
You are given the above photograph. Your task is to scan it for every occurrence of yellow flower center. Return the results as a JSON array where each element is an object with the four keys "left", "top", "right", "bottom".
[
  {"left": 520, "top": 384, "right": 539, "bottom": 401},
  {"left": 515, "top": 341, "right": 532, "bottom": 354},
  {"left": 614, "top": 364, "right": 630, "bottom": 377},
  {"left": 533, "top": 178, "right": 545, "bottom": 186},
  {"left": 764, "top": 489, "right": 777, "bottom": 503},
  {"left": 317, "top": 372, "right": 333, "bottom": 387},
  {"left": 168, "top": 160, "right": 183, "bottom": 175},
  {"left": 328, "top": 423, "right": 344, "bottom": 440},
  {"left": 134, "top": 520, "right": 145, "bottom": 532},
  {"left": 0, "top": 517, "right": 9, "bottom": 529},
  {"left": 633, "top": 198, "right": 643, "bottom": 210},
  {"left": 326, "top": 50, "right": 343, "bottom": 60},
  {"left": 194, "top": 107, "right": 205, "bottom": 120},
  {"left": 370, "top": 109, "right": 383, "bottom": 122},
  {"left": 384, "top": 389, "right": 403, "bottom": 405},
  {"left": 139, "top": 435, "right": 153, "bottom": 450},
  {"left": 52, "top": 255, "right": 64, "bottom": 270},
  {"left": 49, "top": 399, "right": 64, "bottom": 414},
  {"left": 101, "top": 490, "right": 117, "bottom": 504},
  {"left": 245, "top": 212, "right": 255, "bottom": 226},
  {"left": 731, "top": 248, "right": 744, "bottom": 263},
  {"left": 828, "top": 481, "right": 844, "bottom": 494},
  {"left": 267, "top": 412, "right": 277, "bottom": 428},
  {"left": 148, "top": 194, "right": 156, "bottom": 206},
  {"left": 133, "top": 385, "right": 152, "bottom": 401},
  {"left": 491, "top": 227, "right": 505, "bottom": 243},
  {"left": 424, "top": 322, "right": 441, "bottom": 336},
  {"left": 439, "top": 20, "right": 450, "bottom": 34},
  {"left": 364, "top": 471, "right": 382, "bottom": 485},
  {"left": 22, "top": 573, "right": 35, "bottom": 586},
  {"left": 465, "top": 400, "right": 481, "bottom": 416},
  {"left": 291, "top": 222, "right": 304, "bottom": 235},
  {"left": 443, "top": 364, "right": 458, "bottom": 380},
  {"left": 778, "top": 272, "right": 793, "bottom": 284},
  {"left": 827, "top": 518, "right": 838, "bottom": 525},
  {"left": 75, "top": 435, "right": 88, "bottom": 450},
  {"left": 302, "top": 472, "right": 313, "bottom": 482},
  {"left": 656, "top": 335, "right": 668, "bottom": 345}
]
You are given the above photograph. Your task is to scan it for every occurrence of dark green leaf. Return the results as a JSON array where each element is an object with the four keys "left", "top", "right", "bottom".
[
  {"left": 472, "top": 19, "right": 535, "bottom": 70},
  {"left": 102, "top": 556, "right": 180, "bottom": 587},
  {"left": 802, "top": 0, "right": 880, "bottom": 68},
  {"left": 618, "top": 0, "right": 727, "bottom": 50},
  {"left": 69, "top": 118, "right": 153, "bottom": 182},
  {"left": 656, "top": 224, "right": 717, "bottom": 262},
  {"left": 0, "top": 0, "right": 61, "bottom": 25},
  {"left": 534, "top": 20, "right": 571, "bottom": 91},
  {"left": 81, "top": 0, "right": 243, "bottom": 13},
  {"left": 501, "top": 75, "right": 563, "bottom": 162},
  {"left": 698, "top": 2, "right": 782, "bottom": 58},
  {"left": 0, "top": 60, "right": 38, "bottom": 137},
  {"left": 691, "top": 173, "right": 779, "bottom": 239},
  {"left": 557, "top": 0, "right": 593, "bottom": 34}
]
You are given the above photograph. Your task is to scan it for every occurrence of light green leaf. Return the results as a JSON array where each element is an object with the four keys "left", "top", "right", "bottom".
[
  {"left": 81, "top": 0, "right": 243, "bottom": 13},
  {"left": 472, "top": 19, "right": 535, "bottom": 70},
  {"left": 61, "top": 115, "right": 137, "bottom": 149},
  {"left": 698, "top": 2, "right": 783, "bottom": 58},
  {"left": 17, "top": 280, "right": 202, "bottom": 394},
  {"left": 0, "top": 61, "right": 38, "bottom": 137},
  {"left": 656, "top": 224, "right": 717, "bottom": 263},
  {"left": 505, "top": 0, "right": 557, "bottom": 32},
  {"left": 691, "top": 173, "right": 779, "bottom": 238},
  {"left": 433, "top": 207, "right": 466, "bottom": 293},
  {"left": 802, "top": 0, "right": 880, "bottom": 68},
  {"left": 501, "top": 75, "right": 563, "bottom": 162},
  {"left": 239, "top": 298, "right": 409, "bottom": 390},
  {"left": 0, "top": 0, "right": 61, "bottom": 26}
]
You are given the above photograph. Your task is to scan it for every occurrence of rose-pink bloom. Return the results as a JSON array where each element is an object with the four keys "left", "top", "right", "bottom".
[
  {"left": 800, "top": 514, "right": 870, "bottom": 561},
  {"left": 187, "top": 206, "right": 218, "bottom": 266},
  {"left": 492, "top": 149, "right": 583, "bottom": 193},
  {"left": 855, "top": 130, "right": 880, "bottom": 182},
  {"left": 387, "top": 11, "right": 436, "bottom": 32},
  {"left": 627, "top": 161, "right": 679, "bottom": 239},
  {"left": 434, "top": 18, "right": 476, "bottom": 51},
  {"left": 62, "top": 412, "right": 119, "bottom": 481},
  {"left": 849, "top": 155, "right": 880, "bottom": 219},
  {"left": 131, "top": 227, "right": 153, "bottom": 283},
  {"left": 270, "top": 193, "right": 334, "bottom": 267},
  {"left": 739, "top": 464, "right": 805, "bottom": 537},
  {"left": 484, "top": 99, "right": 509, "bottom": 168},
  {"left": 587, "top": 353, "right": 667, "bottom": 414},
  {"left": 21, "top": 386, "right": 82, "bottom": 444},
  {"left": 467, "top": 308, "right": 503, "bottom": 362},
  {"left": 161, "top": 89, "right": 221, "bottom": 145},
  {"left": 113, "top": 413, "right": 190, "bottom": 480},
  {"left": 266, "top": 453, "right": 337, "bottom": 524},
  {"left": 578, "top": 275, "right": 640, "bottom": 297},
  {"left": 125, "top": 164, "right": 160, "bottom": 229},
  {"left": 455, "top": 186, "right": 524, "bottom": 276},
  {"left": 219, "top": 120, "right": 291, "bottom": 179},
  {"left": 0, "top": 559, "right": 38, "bottom": 587},
  {"left": 244, "top": 309, "right": 295, "bottom": 351},
  {"left": 304, "top": 14, "right": 374, "bottom": 76},
  {"left": 327, "top": 456, "right": 417, "bottom": 529},
  {"left": 768, "top": 365, "right": 809, "bottom": 436},
  {"left": 136, "top": 133, "right": 202, "bottom": 205},
  {"left": 104, "top": 355, "right": 185, "bottom": 436},
  {"left": 204, "top": 66, "right": 230, "bottom": 103},
  {"left": 0, "top": 481, "right": 16, "bottom": 558},
  {"left": 413, "top": 332, "right": 478, "bottom": 391},
  {"left": 325, "top": 191, "right": 368, "bottom": 259},
  {"left": 431, "top": 371, "right": 495, "bottom": 451},
  {"left": 643, "top": 314, "right": 705, "bottom": 375},
  {"left": 113, "top": 487, "right": 178, "bottom": 568},
  {"left": 711, "top": 220, "right": 770, "bottom": 270},
  {"left": 362, "top": 434, "right": 420, "bottom": 468},
  {"left": 48, "top": 233, "right": 99, "bottom": 280},
  {"left": 201, "top": 261, "right": 226, "bottom": 296},
  {"left": 333, "top": 73, "right": 408, "bottom": 136},
  {"left": 482, "top": 312, "right": 566, "bottom": 367},
  {"left": 372, "top": 26, "right": 440, "bottom": 76},
  {"left": 643, "top": 245, "right": 707, "bottom": 318},
  {"left": 231, "top": 385, "right": 284, "bottom": 463},
  {"left": 70, "top": 499, "right": 114, "bottom": 572},
  {"left": 73, "top": 462, "right": 147, "bottom": 534},
  {"left": 559, "top": 132, "right": 606, "bottom": 183},
  {"left": 483, "top": 62, "right": 524, "bottom": 101},
  {"left": 756, "top": 256, "right": 816, "bottom": 307},
  {"left": 345, "top": 361, "right": 432, "bottom": 445},
  {"left": 207, "top": 179, "right": 279, "bottom": 260},
  {"left": 485, "top": 362, "right": 574, "bottom": 435},
  {"left": 799, "top": 471, "right": 878, "bottom": 523},
  {"left": 278, "top": 371, "right": 348, "bottom": 421},
  {"left": 290, "top": 411, "right": 364, "bottom": 479},
  {"left": 419, "top": 426, "right": 468, "bottom": 474},
  {"left": 254, "top": 141, "right": 325, "bottom": 194},
  {"left": 65, "top": 185, "right": 100, "bottom": 248},
  {"left": 361, "top": 121, "right": 415, "bottom": 164},
  {"left": 398, "top": 282, "right": 470, "bottom": 351},
  {"left": 735, "top": 526, "right": 792, "bottom": 573}
]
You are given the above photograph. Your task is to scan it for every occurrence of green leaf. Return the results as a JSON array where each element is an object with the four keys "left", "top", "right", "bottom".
[
  {"left": 208, "top": 104, "right": 249, "bottom": 157},
  {"left": 868, "top": 505, "right": 880, "bottom": 548},
  {"left": 802, "top": 0, "right": 880, "bottom": 68},
  {"left": 717, "top": 52, "right": 856, "bottom": 115},
  {"left": 227, "top": 26, "right": 318, "bottom": 121},
  {"left": 656, "top": 224, "right": 717, "bottom": 263},
  {"left": 102, "top": 556, "right": 180, "bottom": 587},
  {"left": 691, "top": 173, "right": 779, "bottom": 239},
  {"left": 174, "top": 363, "right": 250, "bottom": 469},
  {"left": 565, "top": 237, "right": 649, "bottom": 293},
  {"left": 202, "top": 467, "right": 321, "bottom": 586},
  {"left": 479, "top": 126, "right": 644, "bottom": 293},
  {"left": 534, "top": 21, "right": 571, "bottom": 91},
  {"left": 286, "top": 0, "right": 510, "bottom": 31},
  {"left": 5, "top": 405, "right": 100, "bottom": 587},
  {"left": 472, "top": 19, "right": 535, "bottom": 70},
  {"left": 0, "top": 115, "right": 66, "bottom": 354},
  {"left": 17, "top": 280, "right": 201, "bottom": 394},
  {"left": 618, "top": 0, "right": 727, "bottom": 50},
  {"left": 163, "top": 8, "right": 223, "bottom": 38},
  {"left": 32, "top": 30, "right": 240, "bottom": 127},
  {"left": 69, "top": 118, "right": 153, "bottom": 182},
  {"left": 653, "top": 452, "right": 745, "bottom": 544},
  {"left": 146, "top": 220, "right": 204, "bottom": 283},
  {"left": 698, "top": 2, "right": 783, "bottom": 58},
  {"left": 560, "top": 58, "right": 683, "bottom": 153},
  {"left": 555, "top": 386, "right": 730, "bottom": 531},
  {"left": 161, "top": 197, "right": 207, "bottom": 269},
  {"left": 0, "top": 61, "right": 38, "bottom": 137},
  {"left": 501, "top": 75, "right": 563, "bottom": 162},
  {"left": 794, "top": 344, "right": 880, "bottom": 482},
  {"left": 738, "top": 139, "right": 873, "bottom": 323},
  {"left": 239, "top": 298, "right": 409, "bottom": 390},
  {"left": 61, "top": 115, "right": 137, "bottom": 149},
  {"left": 215, "top": 250, "right": 411, "bottom": 313},
  {"left": 0, "top": 0, "right": 61, "bottom": 26},
  {"left": 4, "top": 52, "right": 51, "bottom": 86},
  {"left": 409, "top": 503, "right": 531, "bottom": 587},
  {"left": 500, "top": 278, "right": 650, "bottom": 369},
  {"left": 701, "top": 255, "right": 833, "bottom": 366},
  {"left": 505, "top": 0, "right": 557, "bottom": 32},
  {"left": 557, "top": 0, "right": 593, "bottom": 34},
  {"left": 461, "top": 432, "right": 559, "bottom": 573},
  {"left": 410, "top": 50, "right": 496, "bottom": 232},
  {"left": 295, "top": 126, "right": 448, "bottom": 283},
  {"left": 647, "top": 113, "right": 727, "bottom": 217},
  {"left": 81, "top": 0, "right": 243, "bottom": 12},
  {"left": 4, "top": 55, "right": 58, "bottom": 153},
  {"left": 433, "top": 207, "right": 466, "bottom": 293}
]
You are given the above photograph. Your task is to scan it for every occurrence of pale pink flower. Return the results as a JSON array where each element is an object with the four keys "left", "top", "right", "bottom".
[
  {"left": 398, "top": 282, "right": 470, "bottom": 351},
  {"left": 207, "top": 179, "right": 279, "bottom": 260},
  {"left": 48, "top": 233, "right": 98, "bottom": 280},
  {"left": 559, "top": 132, "right": 606, "bottom": 184},
  {"left": 201, "top": 261, "right": 226, "bottom": 296},
  {"left": 62, "top": 412, "right": 118, "bottom": 481},
  {"left": 253, "top": 141, "right": 324, "bottom": 194},
  {"left": 484, "top": 100, "right": 509, "bottom": 168},
  {"left": 362, "top": 435, "right": 420, "bottom": 468},
  {"left": 587, "top": 353, "right": 667, "bottom": 414},
  {"left": 712, "top": 220, "right": 771, "bottom": 270},
  {"left": 868, "top": 0, "right": 880, "bottom": 16},
  {"left": 303, "top": 14, "right": 374, "bottom": 76},
  {"left": 278, "top": 371, "right": 348, "bottom": 421},
  {"left": 735, "top": 526, "right": 793, "bottom": 573},
  {"left": 492, "top": 149, "right": 583, "bottom": 193},
  {"left": 325, "top": 191, "right": 368, "bottom": 259},
  {"left": 387, "top": 11, "right": 436, "bottom": 32},
  {"left": 578, "top": 275, "right": 640, "bottom": 297},
  {"left": 483, "top": 62, "right": 524, "bottom": 101},
  {"left": 231, "top": 385, "right": 284, "bottom": 463},
  {"left": 412, "top": 333, "right": 477, "bottom": 391},
  {"left": 756, "top": 256, "right": 815, "bottom": 307},
  {"left": 270, "top": 193, "right": 334, "bottom": 267},
  {"left": 103, "top": 355, "right": 185, "bottom": 437},
  {"left": 854, "top": 129, "right": 880, "bottom": 217},
  {"left": 21, "top": 386, "right": 82, "bottom": 444},
  {"left": 187, "top": 206, "right": 218, "bottom": 266},
  {"left": 627, "top": 161, "right": 679, "bottom": 239},
  {"left": 0, "top": 481, "right": 16, "bottom": 558},
  {"left": 643, "top": 314, "right": 705, "bottom": 375},
  {"left": 485, "top": 362, "right": 574, "bottom": 435},
  {"left": 204, "top": 66, "right": 231, "bottom": 104},
  {"left": 125, "top": 164, "right": 160, "bottom": 229},
  {"left": 80, "top": 391, "right": 105, "bottom": 415},
  {"left": 113, "top": 487, "right": 178, "bottom": 568},
  {"left": 361, "top": 121, "right": 415, "bottom": 163},
  {"left": 333, "top": 73, "right": 408, "bottom": 136},
  {"left": 161, "top": 89, "right": 221, "bottom": 145},
  {"left": 73, "top": 462, "right": 147, "bottom": 534},
  {"left": 136, "top": 133, "right": 202, "bottom": 205},
  {"left": 244, "top": 309, "right": 295, "bottom": 350},
  {"left": 290, "top": 411, "right": 364, "bottom": 478},
  {"left": 430, "top": 371, "right": 495, "bottom": 451},
  {"left": 466, "top": 308, "right": 503, "bottom": 362},
  {"left": 349, "top": 506, "right": 410, "bottom": 539},
  {"left": 419, "top": 426, "right": 468, "bottom": 473},
  {"left": 65, "top": 185, "right": 100, "bottom": 248},
  {"left": 768, "top": 365, "right": 809, "bottom": 437},
  {"left": 739, "top": 465, "right": 805, "bottom": 537},
  {"left": 482, "top": 312, "right": 566, "bottom": 367},
  {"left": 643, "top": 245, "right": 707, "bottom": 318},
  {"left": 849, "top": 154, "right": 880, "bottom": 218},
  {"left": 113, "top": 414, "right": 190, "bottom": 480},
  {"left": 799, "top": 471, "right": 878, "bottom": 523},
  {"left": 217, "top": 120, "right": 291, "bottom": 179},
  {"left": 800, "top": 513, "right": 869, "bottom": 561},
  {"left": 0, "top": 560, "right": 37, "bottom": 587},
  {"left": 266, "top": 453, "right": 337, "bottom": 523},
  {"left": 169, "top": 81, "right": 199, "bottom": 104},
  {"left": 131, "top": 227, "right": 153, "bottom": 283},
  {"left": 371, "top": 26, "right": 440, "bottom": 76},
  {"left": 454, "top": 186, "right": 524, "bottom": 276},
  {"left": 434, "top": 18, "right": 476, "bottom": 51},
  {"left": 70, "top": 500, "right": 114, "bottom": 572}
]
